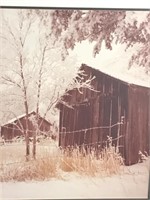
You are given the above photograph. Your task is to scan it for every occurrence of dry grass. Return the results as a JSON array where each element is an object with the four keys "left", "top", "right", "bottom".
[
  {"left": 60, "top": 148, "right": 99, "bottom": 176},
  {"left": 59, "top": 144, "right": 124, "bottom": 176},
  {"left": 99, "top": 145, "right": 124, "bottom": 175},
  {"left": 0, "top": 155, "right": 59, "bottom": 182},
  {"left": 0, "top": 138, "right": 124, "bottom": 182}
]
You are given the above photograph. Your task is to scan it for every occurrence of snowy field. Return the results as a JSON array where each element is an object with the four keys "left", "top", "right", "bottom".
[
  {"left": 0, "top": 139, "right": 58, "bottom": 164},
  {"left": 0, "top": 159, "right": 149, "bottom": 199}
]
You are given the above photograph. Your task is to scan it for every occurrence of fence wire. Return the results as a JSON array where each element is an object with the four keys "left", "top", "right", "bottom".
[
  {"left": 59, "top": 122, "right": 123, "bottom": 135},
  {"left": 0, "top": 136, "right": 124, "bottom": 167},
  {"left": 0, "top": 120, "right": 125, "bottom": 167},
  {"left": 1, "top": 121, "right": 123, "bottom": 134}
]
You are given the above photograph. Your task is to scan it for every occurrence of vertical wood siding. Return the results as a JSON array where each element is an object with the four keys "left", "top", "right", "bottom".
[{"left": 59, "top": 64, "right": 150, "bottom": 165}]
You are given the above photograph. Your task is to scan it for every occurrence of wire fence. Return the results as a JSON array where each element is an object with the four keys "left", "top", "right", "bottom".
[
  {"left": 0, "top": 137, "right": 124, "bottom": 168},
  {"left": 59, "top": 122, "right": 123, "bottom": 135},
  {"left": 0, "top": 125, "right": 51, "bottom": 134},
  {"left": 0, "top": 138, "right": 124, "bottom": 167},
  {"left": 1, "top": 117, "right": 124, "bottom": 135},
  {"left": 0, "top": 123, "right": 124, "bottom": 150},
  {"left": 59, "top": 120, "right": 124, "bottom": 150},
  {"left": 0, "top": 120, "right": 125, "bottom": 167}
]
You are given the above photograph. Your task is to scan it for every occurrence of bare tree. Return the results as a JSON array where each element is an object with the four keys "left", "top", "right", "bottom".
[
  {"left": 0, "top": 10, "right": 35, "bottom": 160},
  {"left": 0, "top": 9, "right": 95, "bottom": 160}
]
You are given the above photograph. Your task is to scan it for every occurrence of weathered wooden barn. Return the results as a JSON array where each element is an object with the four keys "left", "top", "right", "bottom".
[
  {"left": 1, "top": 111, "right": 52, "bottom": 141},
  {"left": 58, "top": 64, "right": 150, "bottom": 165}
]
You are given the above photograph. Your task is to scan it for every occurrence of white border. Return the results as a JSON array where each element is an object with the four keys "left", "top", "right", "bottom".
[{"left": 1, "top": 0, "right": 150, "bottom": 9}]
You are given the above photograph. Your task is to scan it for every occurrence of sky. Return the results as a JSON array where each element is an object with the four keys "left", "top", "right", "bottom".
[{"left": 1, "top": 9, "right": 149, "bottom": 89}]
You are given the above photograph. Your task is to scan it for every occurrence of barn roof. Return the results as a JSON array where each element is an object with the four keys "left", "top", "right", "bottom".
[
  {"left": 57, "top": 62, "right": 150, "bottom": 109},
  {"left": 1, "top": 111, "right": 52, "bottom": 127},
  {"left": 73, "top": 42, "right": 150, "bottom": 88},
  {"left": 81, "top": 64, "right": 150, "bottom": 90}
]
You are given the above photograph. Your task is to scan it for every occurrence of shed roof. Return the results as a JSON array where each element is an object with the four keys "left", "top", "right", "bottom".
[{"left": 1, "top": 111, "right": 52, "bottom": 127}]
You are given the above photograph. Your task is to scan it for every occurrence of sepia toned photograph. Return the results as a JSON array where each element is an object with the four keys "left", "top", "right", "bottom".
[{"left": 0, "top": 6, "right": 149, "bottom": 199}]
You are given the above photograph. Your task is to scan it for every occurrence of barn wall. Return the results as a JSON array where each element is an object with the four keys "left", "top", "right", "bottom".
[
  {"left": 38, "top": 118, "right": 51, "bottom": 133},
  {"left": 59, "top": 65, "right": 129, "bottom": 159},
  {"left": 126, "top": 85, "right": 150, "bottom": 165},
  {"left": 1, "top": 124, "right": 14, "bottom": 140},
  {"left": 1, "top": 118, "right": 28, "bottom": 140}
]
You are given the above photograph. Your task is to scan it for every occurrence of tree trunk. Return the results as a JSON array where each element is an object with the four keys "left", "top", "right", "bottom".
[
  {"left": 32, "top": 128, "right": 37, "bottom": 160},
  {"left": 25, "top": 129, "right": 30, "bottom": 161},
  {"left": 33, "top": 107, "right": 39, "bottom": 160},
  {"left": 24, "top": 101, "right": 30, "bottom": 161}
]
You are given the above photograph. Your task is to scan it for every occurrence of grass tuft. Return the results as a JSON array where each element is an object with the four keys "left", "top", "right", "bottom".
[{"left": 0, "top": 137, "right": 124, "bottom": 181}]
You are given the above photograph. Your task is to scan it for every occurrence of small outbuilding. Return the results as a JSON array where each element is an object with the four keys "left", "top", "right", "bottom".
[
  {"left": 58, "top": 64, "right": 150, "bottom": 165},
  {"left": 1, "top": 111, "right": 52, "bottom": 141}
]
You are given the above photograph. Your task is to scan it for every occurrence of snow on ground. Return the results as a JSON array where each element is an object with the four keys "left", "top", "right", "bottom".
[{"left": 0, "top": 159, "right": 149, "bottom": 199}]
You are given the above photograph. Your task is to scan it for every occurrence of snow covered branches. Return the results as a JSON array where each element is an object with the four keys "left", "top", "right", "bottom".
[{"left": 50, "top": 10, "right": 150, "bottom": 73}]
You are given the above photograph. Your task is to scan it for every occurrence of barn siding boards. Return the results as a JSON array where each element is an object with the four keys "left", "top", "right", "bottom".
[
  {"left": 59, "top": 64, "right": 150, "bottom": 165},
  {"left": 126, "top": 86, "right": 150, "bottom": 165},
  {"left": 1, "top": 111, "right": 52, "bottom": 141}
]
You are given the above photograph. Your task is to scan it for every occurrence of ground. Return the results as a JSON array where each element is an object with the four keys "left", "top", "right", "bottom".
[{"left": 0, "top": 159, "right": 149, "bottom": 199}]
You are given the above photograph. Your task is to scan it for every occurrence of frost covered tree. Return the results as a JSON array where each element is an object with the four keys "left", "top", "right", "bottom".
[
  {"left": 49, "top": 10, "right": 150, "bottom": 73},
  {"left": 0, "top": 10, "right": 36, "bottom": 160},
  {"left": 0, "top": 9, "right": 94, "bottom": 159}
]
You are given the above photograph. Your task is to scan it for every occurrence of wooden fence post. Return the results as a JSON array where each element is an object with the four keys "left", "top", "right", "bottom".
[{"left": 62, "top": 127, "right": 66, "bottom": 148}]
